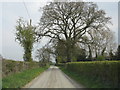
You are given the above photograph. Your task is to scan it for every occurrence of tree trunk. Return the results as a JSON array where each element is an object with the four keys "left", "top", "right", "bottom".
[
  {"left": 66, "top": 48, "right": 71, "bottom": 62},
  {"left": 101, "top": 47, "right": 106, "bottom": 56},
  {"left": 88, "top": 44, "right": 92, "bottom": 59}
]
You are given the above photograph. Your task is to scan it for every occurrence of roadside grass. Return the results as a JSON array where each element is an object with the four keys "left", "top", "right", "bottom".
[
  {"left": 60, "top": 67, "right": 112, "bottom": 88},
  {"left": 2, "top": 66, "right": 49, "bottom": 88}
]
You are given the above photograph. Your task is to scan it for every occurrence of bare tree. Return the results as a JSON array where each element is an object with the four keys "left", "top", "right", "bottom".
[
  {"left": 36, "top": 47, "right": 50, "bottom": 62},
  {"left": 80, "top": 28, "right": 116, "bottom": 59},
  {"left": 37, "top": 2, "right": 111, "bottom": 62},
  {"left": 35, "top": 44, "right": 55, "bottom": 65}
]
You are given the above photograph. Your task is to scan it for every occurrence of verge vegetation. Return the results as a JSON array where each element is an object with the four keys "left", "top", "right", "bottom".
[
  {"left": 2, "top": 66, "right": 49, "bottom": 88},
  {"left": 59, "top": 61, "right": 120, "bottom": 88}
]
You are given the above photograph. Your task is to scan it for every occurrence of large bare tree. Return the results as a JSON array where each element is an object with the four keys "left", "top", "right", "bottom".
[{"left": 37, "top": 2, "right": 111, "bottom": 62}]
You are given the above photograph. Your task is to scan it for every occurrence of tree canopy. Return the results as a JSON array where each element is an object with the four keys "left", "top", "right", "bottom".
[
  {"left": 15, "top": 18, "right": 36, "bottom": 61},
  {"left": 37, "top": 2, "right": 111, "bottom": 62}
]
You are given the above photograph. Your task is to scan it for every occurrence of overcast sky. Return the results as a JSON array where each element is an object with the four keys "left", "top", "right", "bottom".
[{"left": 0, "top": 1, "right": 119, "bottom": 61}]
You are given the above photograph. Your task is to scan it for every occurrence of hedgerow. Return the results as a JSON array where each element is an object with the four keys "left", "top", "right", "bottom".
[{"left": 66, "top": 61, "right": 120, "bottom": 88}]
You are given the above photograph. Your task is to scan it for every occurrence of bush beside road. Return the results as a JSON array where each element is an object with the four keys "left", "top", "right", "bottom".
[{"left": 60, "top": 61, "right": 120, "bottom": 88}]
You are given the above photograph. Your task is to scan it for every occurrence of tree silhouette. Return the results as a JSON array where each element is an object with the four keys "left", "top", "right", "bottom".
[{"left": 37, "top": 2, "right": 111, "bottom": 62}]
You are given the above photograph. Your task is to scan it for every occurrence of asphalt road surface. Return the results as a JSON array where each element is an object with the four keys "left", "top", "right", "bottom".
[{"left": 24, "top": 66, "right": 84, "bottom": 88}]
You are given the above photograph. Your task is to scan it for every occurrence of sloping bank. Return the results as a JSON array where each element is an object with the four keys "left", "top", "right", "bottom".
[
  {"left": 60, "top": 61, "right": 120, "bottom": 88},
  {"left": 2, "top": 59, "right": 49, "bottom": 88}
]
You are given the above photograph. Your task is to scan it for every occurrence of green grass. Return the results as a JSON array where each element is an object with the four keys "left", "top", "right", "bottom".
[
  {"left": 60, "top": 67, "right": 112, "bottom": 88},
  {"left": 2, "top": 66, "right": 49, "bottom": 88}
]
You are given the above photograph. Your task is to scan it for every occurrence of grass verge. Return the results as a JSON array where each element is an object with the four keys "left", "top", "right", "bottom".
[
  {"left": 2, "top": 66, "right": 49, "bottom": 88},
  {"left": 60, "top": 67, "right": 112, "bottom": 88}
]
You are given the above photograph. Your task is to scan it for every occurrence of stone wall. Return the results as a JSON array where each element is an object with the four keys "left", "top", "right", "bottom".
[{"left": 2, "top": 59, "right": 39, "bottom": 77}]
